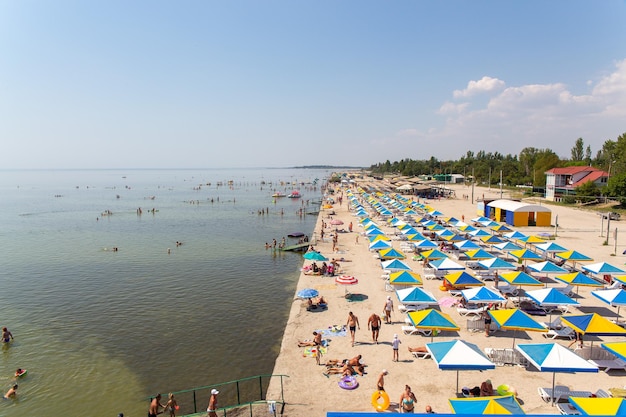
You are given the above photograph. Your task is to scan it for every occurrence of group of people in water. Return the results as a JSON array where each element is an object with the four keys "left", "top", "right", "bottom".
[{"left": 2, "top": 327, "right": 20, "bottom": 400}]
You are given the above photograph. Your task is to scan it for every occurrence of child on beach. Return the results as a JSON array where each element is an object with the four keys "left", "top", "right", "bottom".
[{"left": 392, "top": 334, "right": 401, "bottom": 362}]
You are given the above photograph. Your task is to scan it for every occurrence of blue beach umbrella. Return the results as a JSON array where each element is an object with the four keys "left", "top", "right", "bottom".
[
  {"left": 477, "top": 258, "right": 517, "bottom": 271},
  {"left": 449, "top": 395, "right": 525, "bottom": 415},
  {"left": 583, "top": 262, "right": 626, "bottom": 275},
  {"left": 429, "top": 258, "right": 465, "bottom": 271},
  {"left": 396, "top": 287, "right": 438, "bottom": 305},
  {"left": 444, "top": 271, "right": 484, "bottom": 287},
  {"left": 369, "top": 240, "right": 392, "bottom": 251},
  {"left": 462, "top": 287, "right": 506, "bottom": 304},
  {"left": 527, "top": 261, "right": 567, "bottom": 275},
  {"left": 454, "top": 240, "right": 481, "bottom": 251},
  {"left": 568, "top": 397, "right": 626, "bottom": 416},
  {"left": 504, "top": 231, "right": 528, "bottom": 240},
  {"left": 464, "top": 249, "right": 496, "bottom": 260},
  {"left": 469, "top": 229, "right": 491, "bottom": 238},
  {"left": 414, "top": 239, "right": 438, "bottom": 249},
  {"left": 535, "top": 242, "right": 568, "bottom": 253},
  {"left": 297, "top": 288, "right": 319, "bottom": 299},
  {"left": 303, "top": 251, "right": 328, "bottom": 261},
  {"left": 389, "top": 270, "right": 423, "bottom": 286},
  {"left": 381, "top": 259, "right": 412, "bottom": 271},
  {"left": 426, "top": 339, "right": 495, "bottom": 392},
  {"left": 499, "top": 271, "right": 543, "bottom": 287},
  {"left": 592, "top": 289, "right": 626, "bottom": 320}
]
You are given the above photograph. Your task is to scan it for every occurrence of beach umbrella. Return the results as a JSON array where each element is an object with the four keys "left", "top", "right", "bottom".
[
  {"left": 389, "top": 270, "right": 423, "bottom": 286},
  {"left": 449, "top": 395, "right": 525, "bottom": 415},
  {"left": 504, "top": 231, "right": 528, "bottom": 240},
  {"left": 499, "top": 271, "right": 542, "bottom": 287},
  {"left": 479, "top": 220, "right": 499, "bottom": 228},
  {"left": 462, "top": 287, "right": 506, "bottom": 304},
  {"left": 556, "top": 272, "right": 603, "bottom": 295},
  {"left": 414, "top": 239, "right": 438, "bottom": 249},
  {"left": 369, "top": 234, "right": 390, "bottom": 242},
  {"left": 381, "top": 259, "right": 412, "bottom": 271},
  {"left": 330, "top": 219, "right": 343, "bottom": 225},
  {"left": 405, "top": 233, "right": 427, "bottom": 242},
  {"left": 396, "top": 287, "right": 438, "bottom": 306},
  {"left": 365, "top": 227, "right": 385, "bottom": 236},
  {"left": 444, "top": 216, "right": 460, "bottom": 225},
  {"left": 421, "top": 219, "right": 437, "bottom": 227},
  {"left": 469, "top": 229, "right": 491, "bottom": 238},
  {"left": 494, "top": 241, "right": 523, "bottom": 259},
  {"left": 471, "top": 216, "right": 490, "bottom": 223},
  {"left": 526, "top": 261, "right": 567, "bottom": 275},
  {"left": 535, "top": 242, "right": 568, "bottom": 254},
  {"left": 464, "top": 249, "right": 495, "bottom": 260},
  {"left": 568, "top": 397, "right": 626, "bottom": 416},
  {"left": 510, "top": 249, "right": 543, "bottom": 262},
  {"left": 517, "top": 235, "right": 547, "bottom": 244},
  {"left": 427, "top": 224, "right": 445, "bottom": 231},
  {"left": 481, "top": 235, "right": 504, "bottom": 245},
  {"left": 335, "top": 275, "right": 358, "bottom": 295},
  {"left": 443, "top": 233, "right": 465, "bottom": 242},
  {"left": 426, "top": 340, "right": 495, "bottom": 393},
  {"left": 429, "top": 210, "right": 444, "bottom": 217},
  {"left": 601, "top": 341, "right": 626, "bottom": 361},
  {"left": 477, "top": 258, "right": 517, "bottom": 271},
  {"left": 400, "top": 226, "right": 420, "bottom": 236},
  {"left": 436, "top": 229, "right": 455, "bottom": 238},
  {"left": 488, "top": 309, "right": 548, "bottom": 347},
  {"left": 555, "top": 251, "right": 593, "bottom": 269},
  {"left": 454, "top": 240, "right": 481, "bottom": 251},
  {"left": 421, "top": 249, "right": 449, "bottom": 260},
  {"left": 560, "top": 313, "right": 626, "bottom": 336},
  {"left": 457, "top": 224, "right": 477, "bottom": 232},
  {"left": 429, "top": 258, "right": 465, "bottom": 271},
  {"left": 303, "top": 251, "right": 328, "bottom": 261},
  {"left": 378, "top": 248, "right": 406, "bottom": 260},
  {"left": 296, "top": 288, "right": 319, "bottom": 299},
  {"left": 369, "top": 239, "right": 392, "bottom": 251},
  {"left": 444, "top": 271, "right": 484, "bottom": 287},
  {"left": 592, "top": 289, "right": 626, "bottom": 321},
  {"left": 491, "top": 224, "right": 512, "bottom": 233},
  {"left": 515, "top": 343, "right": 598, "bottom": 405},
  {"left": 583, "top": 262, "right": 626, "bottom": 275},
  {"left": 525, "top": 288, "right": 580, "bottom": 322}
]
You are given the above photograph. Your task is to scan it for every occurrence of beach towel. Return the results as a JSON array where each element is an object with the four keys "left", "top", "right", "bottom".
[
  {"left": 303, "top": 346, "right": 327, "bottom": 357},
  {"left": 318, "top": 325, "right": 347, "bottom": 338}
]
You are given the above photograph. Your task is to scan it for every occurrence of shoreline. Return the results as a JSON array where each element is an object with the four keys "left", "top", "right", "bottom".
[{"left": 267, "top": 180, "right": 626, "bottom": 416}]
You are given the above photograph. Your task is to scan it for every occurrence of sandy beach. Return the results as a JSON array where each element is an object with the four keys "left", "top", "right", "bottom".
[{"left": 266, "top": 179, "right": 626, "bottom": 416}]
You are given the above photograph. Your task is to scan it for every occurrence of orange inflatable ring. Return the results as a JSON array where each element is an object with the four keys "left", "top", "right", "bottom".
[{"left": 371, "top": 390, "right": 390, "bottom": 411}]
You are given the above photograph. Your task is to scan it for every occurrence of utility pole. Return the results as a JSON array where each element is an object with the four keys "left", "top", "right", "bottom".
[
  {"left": 614, "top": 228, "right": 618, "bottom": 256},
  {"left": 605, "top": 216, "right": 611, "bottom": 245},
  {"left": 471, "top": 167, "right": 475, "bottom": 204},
  {"left": 500, "top": 170, "right": 503, "bottom": 199}
]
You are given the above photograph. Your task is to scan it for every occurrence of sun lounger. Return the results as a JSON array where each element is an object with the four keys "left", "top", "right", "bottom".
[
  {"left": 457, "top": 305, "right": 488, "bottom": 317},
  {"left": 589, "top": 358, "right": 626, "bottom": 372},
  {"left": 542, "top": 327, "right": 575, "bottom": 340},
  {"left": 492, "top": 284, "right": 519, "bottom": 296},
  {"left": 540, "top": 304, "right": 570, "bottom": 314},
  {"left": 402, "top": 325, "right": 432, "bottom": 337},
  {"left": 484, "top": 347, "right": 528, "bottom": 367},
  {"left": 398, "top": 304, "right": 429, "bottom": 313},
  {"left": 468, "top": 319, "right": 499, "bottom": 333},
  {"left": 538, "top": 386, "right": 592, "bottom": 403},
  {"left": 411, "top": 350, "right": 432, "bottom": 359},
  {"left": 555, "top": 285, "right": 575, "bottom": 297},
  {"left": 543, "top": 317, "right": 564, "bottom": 330},
  {"left": 557, "top": 403, "right": 581, "bottom": 415}
]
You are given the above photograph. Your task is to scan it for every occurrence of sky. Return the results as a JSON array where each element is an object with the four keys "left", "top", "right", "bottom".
[{"left": 1, "top": 0, "right": 625, "bottom": 169}]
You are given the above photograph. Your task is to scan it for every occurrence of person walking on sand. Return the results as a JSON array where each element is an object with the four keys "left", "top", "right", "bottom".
[
  {"left": 377, "top": 369, "right": 388, "bottom": 391},
  {"left": 164, "top": 393, "right": 179, "bottom": 417},
  {"left": 346, "top": 311, "right": 360, "bottom": 347},
  {"left": 392, "top": 334, "right": 402, "bottom": 362},
  {"left": 383, "top": 296, "right": 394, "bottom": 324},
  {"left": 399, "top": 385, "right": 416, "bottom": 413},
  {"left": 367, "top": 313, "right": 381, "bottom": 344},
  {"left": 207, "top": 389, "right": 219, "bottom": 417}
]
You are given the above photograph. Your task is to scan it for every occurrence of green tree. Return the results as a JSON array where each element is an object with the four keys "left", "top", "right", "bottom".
[
  {"left": 575, "top": 180, "right": 600, "bottom": 198},
  {"left": 571, "top": 138, "right": 584, "bottom": 161}
]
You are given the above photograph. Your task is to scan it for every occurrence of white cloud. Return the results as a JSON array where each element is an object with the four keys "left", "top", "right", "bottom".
[
  {"left": 453, "top": 76, "right": 506, "bottom": 99},
  {"left": 438, "top": 101, "right": 469, "bottom": 115}
]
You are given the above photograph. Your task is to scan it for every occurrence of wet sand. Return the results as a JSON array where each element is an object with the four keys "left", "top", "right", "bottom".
[{"left": 266, "top": 180, "right": 626, "bottom": 416}]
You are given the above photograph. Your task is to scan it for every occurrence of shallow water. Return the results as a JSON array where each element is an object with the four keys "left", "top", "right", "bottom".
[{"left": 0, "top": 168, "right": 326, "bottom": 416}]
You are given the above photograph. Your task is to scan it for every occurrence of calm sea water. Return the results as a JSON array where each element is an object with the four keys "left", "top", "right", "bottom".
[{"left": 0, "top": 168, "right": 327, "bottom": 416}]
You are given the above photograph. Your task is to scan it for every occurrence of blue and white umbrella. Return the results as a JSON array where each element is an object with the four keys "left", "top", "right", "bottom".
[
  {"left": 426, "top": 339, "right": 495, "bottom": 392},
  {"left": 381, "top": 259, "right": 412, "bottom": 271},
  {"left": 429, "top": 258, "right": 465, "bottom": 271},
  {"left": 297, "top": 288, "right": 319, "bottom": 299},
  {"left": 592, "top": 289, "right": 626, "bottom": 320},
  {"left": 462, "top": 286, "right": 506, "bottom": 304},
  {"left": 583, "top": 262, "right": 626, "bottom": 275},
  {"left": 526, "top": 261, "right": 567, "bottom": 275},
  {"left": 396, "top": 287, "right": 438, "bottom": 305},
  {"left": 477, "top": 258, "right": 517, "bottom": 271}
]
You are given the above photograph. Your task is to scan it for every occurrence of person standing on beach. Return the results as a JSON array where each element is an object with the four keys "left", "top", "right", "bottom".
[
  {"left": 383, "top": 296, "right": 394, "bottom": 324},
  {"left": 367, "top": 313, "right": 381, "bottom": 344},
  {"left": 207, "top": 389, "right": 219, "bottom": 417},
  {"left": 164, "top": 393, "right": 179, "bottom": 417},
  {"left": 377, "top": 369, "right": 388, "bottom": 391},
  {"left": 483, "top": 309, "right": 492, "bottom": 337},
  {"left": 148, "top": 393, "right": 165, "bottom": 417},
  {"left": 392, "top": 334, "right": 401, "bottom": 362},
  {"left": 346, "top": 312, "right": 360, "bottom": 347}
]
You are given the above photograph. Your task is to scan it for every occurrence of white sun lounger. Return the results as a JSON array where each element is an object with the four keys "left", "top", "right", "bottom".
[
  {"left": 411, "top": 350, "right": 432, "bottom": 359},
  {"left": 542, "top": 327, "right": 575, "bottom": 340},
  {"left": 538, "top": 386, "right": 592, "bottom": 403},
  {"left": 401, "top": 325, "right": 432, "bottom": 337},
  {"left": 589, "top": 358, "right": 626, "bottom": 372},
  {"left": 457, "top": 305, "right": 488, "bottom": 317}
]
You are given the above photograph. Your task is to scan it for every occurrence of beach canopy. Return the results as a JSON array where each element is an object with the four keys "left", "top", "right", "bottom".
[
  {"left": 469, "top": 229, "right": 491, "bottom": 238},
  {"left": 303, "top": 251, "right": 328, "bottom": 261},
  {"left": 555, "top": 250, "right": 593, "bottom": 263},
  {"left": 413, "top": 239, "right": 438, "bottom": 249},
  {"left": 449, "top": 395, "right": 525, "bottom": 415},
  {"left": 555, "top": 272, "right": 603, "bottom": 288},
  {"left": 510, "top": 249, "right": 543, "bottom": 261},
  {"left": 525, "top": 288, "right": 579, "bottom": 308},
  {"left": 378, "top": 248, "right": 406, "bottom": 259},
  {"left": 560, "top": 313, "right": 626, "bottom": 336},
  {"left": 488, "top": 309, "right": 547, "bottom": 347},
  {"left": 444, "top": 271, "right": 484, "bottom": 287},
  {"left": 296, "top": 288, "right": 319, "bottom": 299},
  {"left": 526, "top": 261, "right": 567, "bottom": 274},
  {"left": 396, "top": 287, "right": 438, "bottom": 305},
  {"left": 592, "top": 289, "right": 626, "bottom": 320},
  {"left": 421, "top": 249, "right": 449, "bottom": 260},
  {"left": 481, "top": 235, "right": 504, "bottom": 244},
  {"left": 568, "top": 397, "right": 626, "bottom": 416},
  {"left": 515, "top": 343, "right": 598, "bottom": 405},
  {"left": 462, "top": 287, "right": 506, "bottom": 304},
  {"left": 429, "top": 258, "right": 466, "bottom": 271},
  {"left": 504, "top": 231, "right": 528, "bottom": 240},
  {"left": 464, "top": 249, "right": 496, "bottom": 260},
  {"left": 499, "top": 271, "right": 542, "bottom": 287},
  {"left": 477, "top": 258, "right": 517, "bottom": 270},
  {"left": 381, "top": 259, "right": 412, "bottom": 271},
  {"left": 335, "top": 275, "right": 358, "bottom": 285},
  {"left": 491, "top": 224, "right": 512, "bottom": 233},
  {"left": 454, "top": 240, "right": 481, "bottom": 251},
  {"left": 388, "top": 270, "right": 423, "bottom": 286},
  {"left": 535, "top": 242, "right": 568, "bottom": 253},
  {"left": 365, "top": 227, "right": 385, "bottom": 236},
  {"left": 494, "top": 241, "right": 523, "bottom": 252},
  {"left": 517, "top": 235, "right": 547, "bottom": 244},
  {"left": 426, "top": 339, "right": 495, "bottom": 392},
  {"left": 601, "top": 341, "right": 626, "bottom": 361},
  {"left": 583, "top": 262, "right": 626, "bottom": 275},
  {"left": 369, "top": 240, "right": 393, "bottom": 251},
  {"left": 407, "top": 309, "right": 460, "bottom": 333}
]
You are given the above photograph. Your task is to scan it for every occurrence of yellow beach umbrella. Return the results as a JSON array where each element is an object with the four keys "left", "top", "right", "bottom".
[{"left": 568, "top": 397, "right": 626, "bottom": 415}]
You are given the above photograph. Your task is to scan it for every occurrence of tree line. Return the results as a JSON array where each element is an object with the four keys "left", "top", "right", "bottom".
[{"left": 369, "top": 132, "right": 626, "bottom": 198}]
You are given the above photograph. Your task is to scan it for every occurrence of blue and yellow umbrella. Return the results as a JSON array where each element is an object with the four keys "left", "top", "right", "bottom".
[
  {"left": 568, "top": 397, "right": 626, "bottom": 415},
  {"left": 449, "top": 395, "right": 525, "bottom": 415}
]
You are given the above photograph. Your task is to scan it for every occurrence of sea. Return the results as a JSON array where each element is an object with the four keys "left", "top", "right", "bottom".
[{"left": 0, "top": 168, "right": 330, "bottom": 416}]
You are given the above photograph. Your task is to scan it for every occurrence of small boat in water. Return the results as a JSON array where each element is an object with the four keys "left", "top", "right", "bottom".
[
  {"left": 288, "top": 232, "right": 304, "bottom": 238},
  {"left": 272, "top": 192, "right": 286, "bottom": 197},
  {"left": 288, "top": 190, "right": 301, "bottom": 198}
]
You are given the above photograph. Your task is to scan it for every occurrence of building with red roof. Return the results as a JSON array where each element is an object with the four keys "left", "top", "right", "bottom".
[{"left": 545, "top": 166, "right": 609, "bottom": 201}]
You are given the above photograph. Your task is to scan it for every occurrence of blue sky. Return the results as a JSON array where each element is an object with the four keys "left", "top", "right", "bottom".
[{"left": 1, "top": 0, "right": 625, "bottom": 169}]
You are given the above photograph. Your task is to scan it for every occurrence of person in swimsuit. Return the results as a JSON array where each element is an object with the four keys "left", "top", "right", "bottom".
[
  {"left": 149, "top": 393, "right": 165, "bottom": 417},
  {"left": 483, "top": 309, "right": 492, "bottom": 337},
  {"left": 392, "top": 334, "right": 402, "bottom": 362},
  {"left": 346, "top": 312, "right": 360, "bottom": 347},
  {"left": 2, "top": 327, "right": 13, "bottom": 343},
  {"left": 368, "top": 313, "right": 382, "bottom": 344},
  {"left": 298, "top": 331, "right": 322, "bottom": 347},
  {"left": 3, "top": 384, "right": 17, "bottom": 400},
  {"left": 399, "top": 385, "right": 416, "bottom": 413},
  {"left": 164, "top": 393, "right": 178, "bottom": 417},
  {"left": 207, "top": 389, "right": 219, "bottom": 417},
  {"left": 377, "top": 369, "right": 388, "bottom": 391},
  {"left": 383, "top": 296, "right": 394, "bottom": 324}
]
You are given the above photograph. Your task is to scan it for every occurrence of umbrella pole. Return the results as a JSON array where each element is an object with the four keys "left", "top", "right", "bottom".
[
  {"left": 512, "top": 331, "right": 516, "bottom": 349},
  {"left": 456, "top": 370, "right": 460, "bottom": 394},
  {"left": 551, "top": 372, "right": 556, "bottom": 406}
]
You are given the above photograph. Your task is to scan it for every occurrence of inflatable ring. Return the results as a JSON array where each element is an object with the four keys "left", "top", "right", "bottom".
[
  {"left": 15, "top": 369, "right": 28, "bottom": 378},
  {"left": 338, "top": 375, "right": 359, "bottom": 390},
  {"left": 371, "top": 390, "right": 390, "bottom": 411}
]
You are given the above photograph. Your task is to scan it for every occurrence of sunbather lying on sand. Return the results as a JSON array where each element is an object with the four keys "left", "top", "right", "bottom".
[
  {"left": 408, "top": 346, "right": 428, "bottom": 353},
  {"left": 298, "top": 331, "right": 322, "bottom": 347}
]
